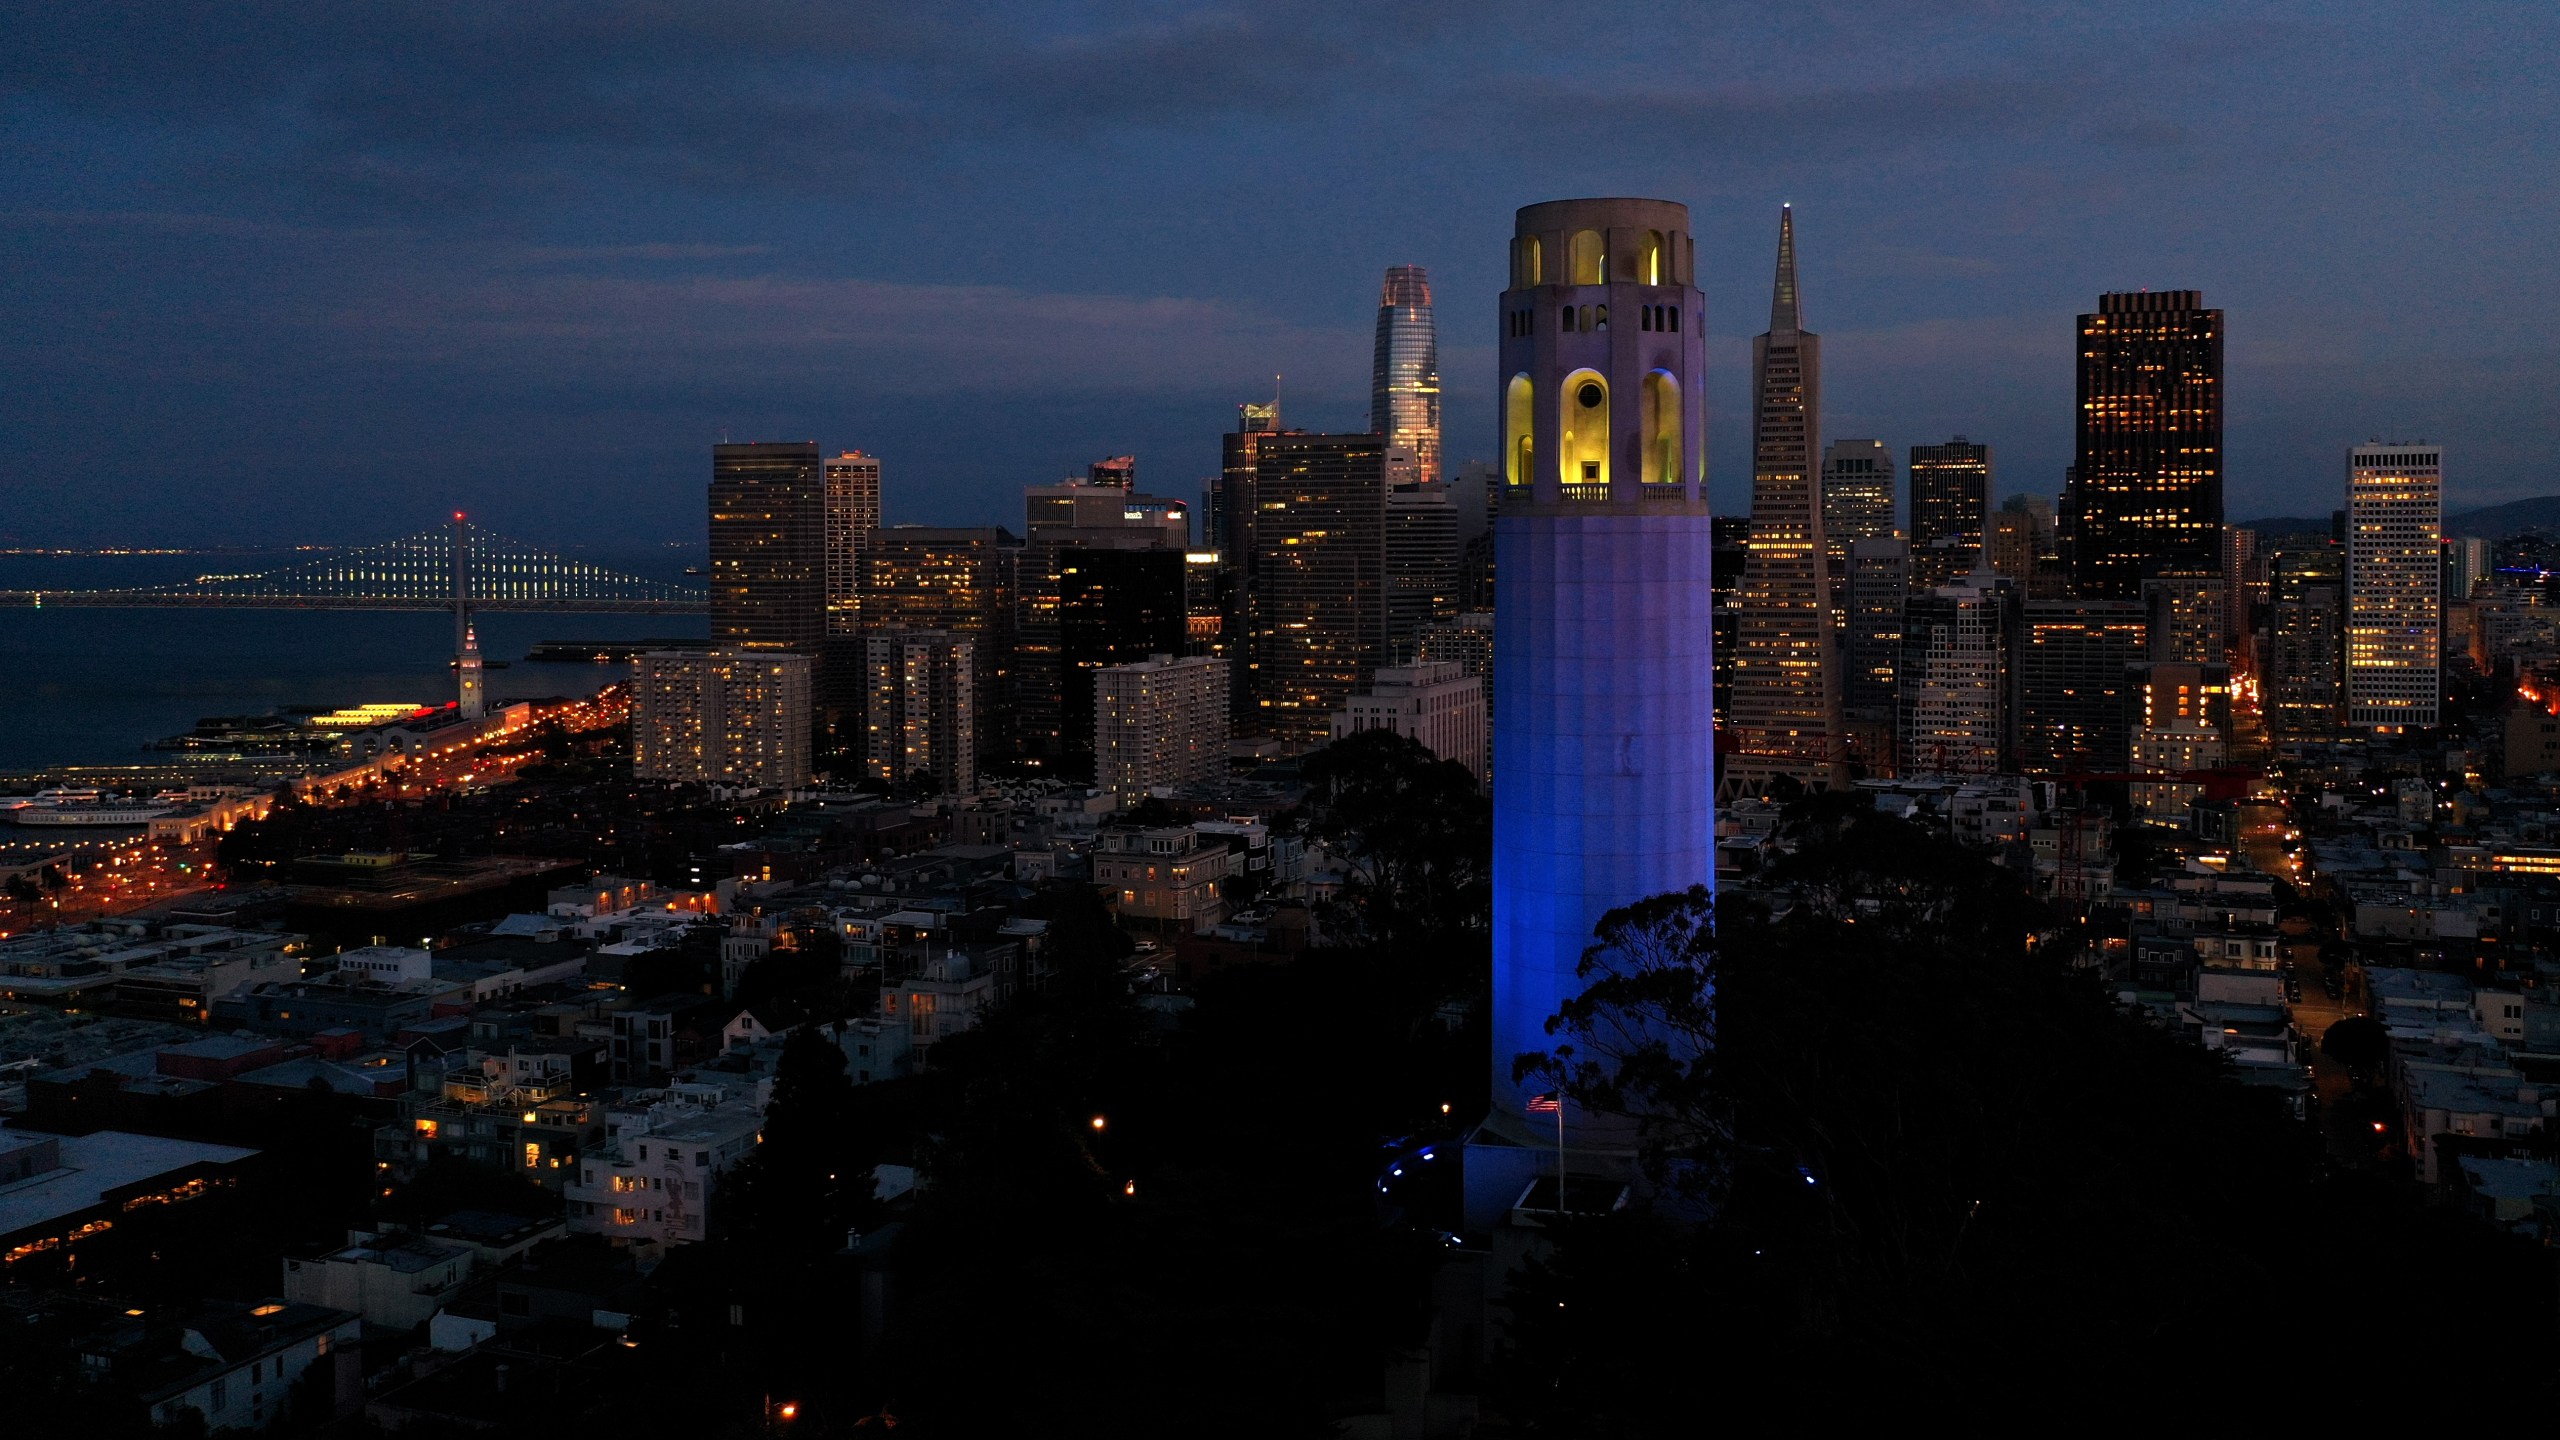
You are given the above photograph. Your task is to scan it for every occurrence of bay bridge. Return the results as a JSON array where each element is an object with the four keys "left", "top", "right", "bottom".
[{"left": 0, "top": 517, "right": 708, "bottom": 614}]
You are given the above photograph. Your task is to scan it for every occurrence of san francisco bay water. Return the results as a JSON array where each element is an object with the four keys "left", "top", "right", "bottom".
[{"left": 0, "top": 552, "right": 709, "bottom": 772}]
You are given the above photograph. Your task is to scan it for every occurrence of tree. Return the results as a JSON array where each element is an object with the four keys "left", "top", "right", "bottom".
[
  {"left": 1299, "top": 727, "right": 1490, "bottom": 943},
  {"left": 723, "top": 1025, "right": 871, "bottom": 1249},
  {"left": 2322, "top": 1014, "right": 2390, "bottom": 1079}
]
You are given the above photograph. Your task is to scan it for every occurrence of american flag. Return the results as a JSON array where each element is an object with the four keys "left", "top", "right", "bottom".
[{"left": 1527, "top": 1092, "right": 1561, "bottom": 1113}]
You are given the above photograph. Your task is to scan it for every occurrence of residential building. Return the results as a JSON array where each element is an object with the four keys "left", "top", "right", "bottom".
[
  {"left": 2346, "top": 443, "right": 2443, "bottom": 732},
  {"left": 1094, "top": 654, "right": 1230, "bottom": 806},
  {"left": 283, "top": 1231, "right": 474, "bottom": 1332},
  {"left": 860, "top": 526, "right": 1020, "bottom": 758},
  {"left": 565, "top": 1082, "right": 765, "bottom": 1247},
  {"left": 709, "top": 441, "right": 825, "bottom": 654},
  {"left": 632, "top": 650, "right": 814, "bottom": 789},
  {"left": 1331, "top": 660, "right": 1486, "bottom": 782},
  {"left": 2128, "top": 660, "right": 2232, "bottom": 825},
  {"left": 2064, "top": 290, "right": 2224, "bottom": 599},
  {"left": 1094, "top": 826, "right": 1232, "bottom": 934},
  {"left": 109, "top": 1301, "right": 361, "bottom": 1434},
  {"left": 2144, "top": 567, "right": 2226, "bottom": 664},
  {"left": 863, "top": 629, "right": 976, "bottom": 794}
]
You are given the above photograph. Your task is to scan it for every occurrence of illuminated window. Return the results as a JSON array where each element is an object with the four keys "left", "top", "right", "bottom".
[
  {"left": 1569, "top": 229, "right": 1605, "bottom": 285},
  {"left": 1504, "top": 374, "right": 1534, "bottom": 487},
  {"left": 1559, "top": 370, "right": 1609, "bottom": 494},
  {"left": 1641, "top": 369, "right": 1682, "bottom": 487},
  {"left": 414, "top": 1119, "right": 438, "bottom": 1139},
  {"left": 1643, "top": 229, "right": 1665, "bottom": 285},
  {"left": 1516, "top": 235, "right": 1543, "bottom": 287}
]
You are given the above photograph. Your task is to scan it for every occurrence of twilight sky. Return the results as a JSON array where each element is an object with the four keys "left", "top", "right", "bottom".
[{"left": 4, "top": 1, "right": 2556, "bottom": 547}]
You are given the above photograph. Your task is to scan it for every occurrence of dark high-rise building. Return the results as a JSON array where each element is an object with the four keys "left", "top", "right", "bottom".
[
  {"left": 860, "top": 526, "right": 1020, "bottom": 760},
  {"left": 1244, "top": 433, "right": 1390, "bottom": 751},
  {"left": 1844, "top": 537, "right": 1909, "bottom": 777},
  {"left": 2262, "top": 544, "right": 2345, "bottom": 741},
  {"left": 1014, "top": 482, "right": 1189, "bottom": 771},
  {"left": 1710, "top": 516, "right": 1751, "bottom": 733},
  {"left": 1386, "top": 482, "right": 1460, "bottom": 655},
  {"left": 710, "top": 442, "right": 825, "bottom": 655},
  {"left": 2013, "top": 599, "right": 2148, "bottom": 773},
  {"left": 1217, "top": 399, "right": 1282, "bottom": 726},
  {"left": 1727, "top": 205, "right": 1847, "bottom": 796},
  {"left": 1372, "top": 265, "right": 1441, "bottom": 486},
  {"left": 1908, "top": 436, "right": 1992, "bottom": 591},
  {"left": 2065, "top": 290, "right": 2224, "bottom": 599}
]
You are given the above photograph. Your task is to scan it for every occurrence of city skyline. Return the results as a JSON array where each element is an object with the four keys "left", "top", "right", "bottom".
[{"left": 7, "top": 6, "right": 2559, "bottom": 546}]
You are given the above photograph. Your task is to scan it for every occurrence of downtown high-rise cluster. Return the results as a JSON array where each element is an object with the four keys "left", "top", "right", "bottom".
[{"left": 657, "top": 264, "right": 1487, "bottom": 803}]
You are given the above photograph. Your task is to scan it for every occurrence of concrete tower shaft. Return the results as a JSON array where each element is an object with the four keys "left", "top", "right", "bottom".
[{"left": 1479, "top": 198, "right": 1716, "bottom": 1208}]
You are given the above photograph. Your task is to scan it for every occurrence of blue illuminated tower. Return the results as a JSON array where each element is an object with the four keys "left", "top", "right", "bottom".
[{"left": 1469, "top": 199, "right": 1716, "bottom": 1223}]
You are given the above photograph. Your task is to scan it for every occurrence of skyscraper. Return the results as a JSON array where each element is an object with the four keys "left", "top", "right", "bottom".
[
  {"left": 1844, "top": 537, "right": 1909, "bottom": 775},
  {"left": 710, "top": 442, "right": 825, "bottom": 654},
  {"left": 860, "top": 526, "right": 1019, "bottom": 759},
  {"left": 1821, "top": 439, "right": 1896, "bottom": 562},
  {"left": 1217, "top": 398, "right": 1282, "bottom": 726},
  {"left": 1372, "top": 265, "right": 1441, "bottom": 486},
  {"left": 2263, "top": 545, "right": 2345, "bottom": 740},
  {"left": 1898, "top": 570, "right": 2014, "bottom": 776},
  {"left": 821, "top": 450, "right": 883, "bottom": 743},
  {"left": 1726, "top": 206, "right": 1846, "bottom": 796},
  {"left": 863, "top": 630, "right": 975, "bottom": 795},
  {"left": 2346, "top": 443, "right": 2443, "bottom": 732},
  {"left": 2065, "top": 291, "right": 2224, "bottom": 599},
  {"left": 1908, "top": 437, "right": 1992, "bottom": 591},
  {"left": 2014, "top": 600, "right": 2148, "bottom": 774},
  {"left": 1476, "top": 197, "right": 1713, "bottom": 1224},
  {"left": 1015, "top": 482, "right": 1189, "bottom": 775},
  {"left": 1386, "top": 482, "right": 1460, "bottom": 654},
  {"left": 1243, "top": 432, "right": 1390, "bottom": 751}
]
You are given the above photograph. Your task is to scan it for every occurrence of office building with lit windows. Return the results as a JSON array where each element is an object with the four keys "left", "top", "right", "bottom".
[
  {"left": 2014, "top": 600, "right": 2148, "bottom": 774},
  {"left": 1387, "top": 482, "right": 1461, "bottom": 654},
  {"left": 633, "top": 649, "right": 814, "bottom": 789},
  {"left": 2346, "top": 444, "right": 2443, "bottom": 732},
  {"left": 2064, "top": 291, "right": 2223, "bottom": 600},
  {"left": 820, "top": 450, "right": 883, "bottom": 738},
  {"left": 860, "top": 526, "right": 1020, "bottom": 758},
  {"left": 864, "top": 630, "right": 976, "bottom": 795},
  {"left": 1822, "top": 439, "right": 1896, "bottom": 560},
  {"left": 1242, "top": 432, "right": 1391, "bottom": 751},
  {"left": 1215, "top": 398, "right": 1283, "bottom": 725},
  {"left": 1909, "top": 437, "right": 1993, "bottom": 591},
  {"left": 1373, "top": 265, "right": 1442, "bottom": 486},
  {"left": 1015, "top": 482, "right": 1189, "bottom": 776},
  {"left": 1897, "top": 570, "right": 2015, "bottom": 776},
  {"left": 2264, "top": 545, "right": 2345, "bottom": 740},
  {"left": 1727, "top": 206, "right": 1848, "bottom": 796},
  {"left": 2128, "top": 659, "right": 2231, "bottom": 824},
  {"left": 1477, "top": 197, "right": 1714, "bottom": 1223},
  {"left": 709, "top": 442, "right": 825, "bottom": 655}
]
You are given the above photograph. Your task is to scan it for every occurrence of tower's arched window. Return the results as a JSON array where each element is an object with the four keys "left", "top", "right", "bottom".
[
  {"left": 1518, "top": 235, "right": 1544, "bottom": 287},
  {"left": 1504, "top": 374, "right": 1535, "bottom": 488},
  {"left": 1644, "top": 230, "right": 1665, "bottom": 285},
  {"left": 1569, "top": 230, "right": 1606, "bottom": 286},
  {"left": 1560, "top": 369, "right": 1609, "bottom": 495},
  {"left": 1641, "top": 369, "right": 1682, "bottom": 488}
]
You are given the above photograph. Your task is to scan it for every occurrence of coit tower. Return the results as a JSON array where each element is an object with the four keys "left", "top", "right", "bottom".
[{"left": 1475, "top": 199, "right": 1716, "bottom": 1217}]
